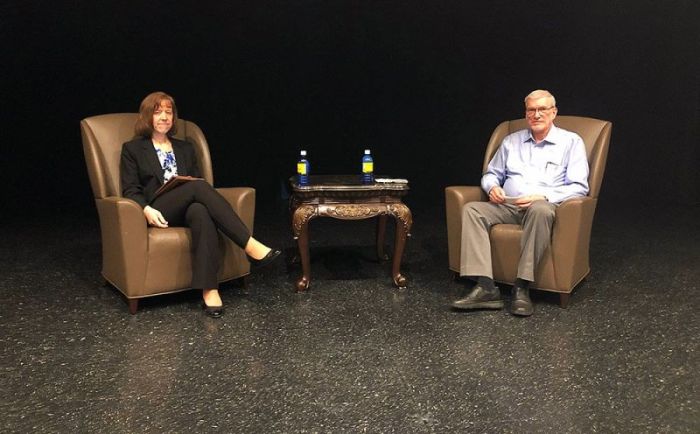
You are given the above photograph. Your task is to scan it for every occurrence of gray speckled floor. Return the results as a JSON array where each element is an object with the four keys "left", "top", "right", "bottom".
[{"left": 1, "top": 202, "right": 698, "bottom": 433}]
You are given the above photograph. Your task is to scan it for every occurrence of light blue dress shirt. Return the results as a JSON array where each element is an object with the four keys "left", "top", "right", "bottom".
[{"left": 481, "top": 125, "right": 589, "bottom": 204}]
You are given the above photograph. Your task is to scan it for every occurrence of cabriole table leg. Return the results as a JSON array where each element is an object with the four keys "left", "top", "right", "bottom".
[
  {"left": 389, "top": 203, "right": 412, "bottom": 289},
  {"left": 293, "top": 205, "right": 315, "bottom": 291}
]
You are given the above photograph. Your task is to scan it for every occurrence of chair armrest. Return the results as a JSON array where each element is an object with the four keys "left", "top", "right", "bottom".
[
  {"left": 96, "top": 196, "right": 147, "bottom": 244},
  {"left": 216, "top": 187, "right": 256, "bottom": 233},
  {"left": 551, "top": 196, "right": 597, "bottom": 285},
  {"left": 95, "top": 197, "right": 148, "bottom": 289},
  {"left": 445, "top": 186, "right": 486, "bottom": 272},
  {"left": 445, "top": 186, "right": 486, "bottom": 210}
]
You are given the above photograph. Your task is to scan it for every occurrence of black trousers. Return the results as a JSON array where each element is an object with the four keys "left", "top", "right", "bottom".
[{"left": 151, "top": 180, "right": 251, "bottom": 290}]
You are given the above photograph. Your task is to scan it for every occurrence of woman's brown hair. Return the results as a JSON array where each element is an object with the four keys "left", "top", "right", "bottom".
[{"left": 134, "top": 91, "right": 179, "bottom": 137}]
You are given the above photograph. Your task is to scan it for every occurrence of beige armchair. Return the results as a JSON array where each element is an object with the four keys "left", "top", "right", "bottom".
[
  {"left": 80, "top": 113, "right": 255, "bottom": 314},
  {"left": 445, "top": 116, "right": 612, "bottom": 307}
]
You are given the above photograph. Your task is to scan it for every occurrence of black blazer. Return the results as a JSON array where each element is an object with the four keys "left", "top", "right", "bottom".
[{"left": 120, "top": 137, "right": 202, "bottom": 208}]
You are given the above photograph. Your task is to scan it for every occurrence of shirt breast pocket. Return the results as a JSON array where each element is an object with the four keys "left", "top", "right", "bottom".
[{"left": 543, "top": 162, "right": 564, "bottom": 183}]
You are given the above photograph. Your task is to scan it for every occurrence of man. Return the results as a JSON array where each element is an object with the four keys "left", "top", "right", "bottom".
[{"left": 452, "top": 90, "right": 589, "bottom": 316}]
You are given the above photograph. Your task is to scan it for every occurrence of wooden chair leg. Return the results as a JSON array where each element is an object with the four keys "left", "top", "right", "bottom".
[
  {"left": 128, "top": 299, "right": 139, "bottom": 315},
  {"left": 559, "top": 293, "right": 570, "bottom": 309}
]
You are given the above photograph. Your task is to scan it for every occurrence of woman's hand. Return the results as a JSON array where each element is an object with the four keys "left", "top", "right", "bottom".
[{"left": 143, "top": 205, "right": 168, "bottom": 228}]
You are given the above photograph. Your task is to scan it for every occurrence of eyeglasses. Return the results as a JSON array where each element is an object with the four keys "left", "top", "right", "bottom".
[{"left": 525, "top": 106, "right": 554, "bottom": 117}]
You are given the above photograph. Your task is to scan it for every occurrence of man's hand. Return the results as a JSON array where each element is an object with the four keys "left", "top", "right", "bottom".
[
  {"left": 143, "top": 205, "right": 168, "bottom": 228},
  {"left": 512, "top": 195, "right": 547, "bottom": 209},
  {"left": 488, "top": 186, "right": 506, "bottom": 204}
]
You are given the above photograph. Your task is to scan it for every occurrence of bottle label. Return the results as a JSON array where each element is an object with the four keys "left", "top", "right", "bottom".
[
  {"left": 362, "top": 162, "right": 373, "bottom": 173},
  {"left": 297, "top": 162, "right": 307, "bottom": 175}
]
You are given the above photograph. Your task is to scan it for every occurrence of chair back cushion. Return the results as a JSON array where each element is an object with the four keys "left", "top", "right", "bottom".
[
  {"left": 481, "top": 116, "right": 612, "bottom": 198},
  {"left": 80, "top": 113, "right": 214, "bottom": 199}
]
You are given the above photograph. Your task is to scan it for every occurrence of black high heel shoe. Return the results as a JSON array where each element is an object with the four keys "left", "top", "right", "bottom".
[
  {"left": 248, "top": 248, "right": 282, "bottom": 268},
  {"left": 202, "top": 302, "right": 224, "bottom": 318}
]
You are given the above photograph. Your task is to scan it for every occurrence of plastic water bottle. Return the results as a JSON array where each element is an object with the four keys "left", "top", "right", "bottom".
[
  {"left": 297, "top": 150, "right": 310, "bottom": 186},
  {"left": 362, "top": 149, "right": 374, "bottom": 184}
]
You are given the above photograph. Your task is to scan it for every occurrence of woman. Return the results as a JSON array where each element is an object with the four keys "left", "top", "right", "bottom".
[{"left": 120, "top": 91, "right": 280, "bottom": 317}]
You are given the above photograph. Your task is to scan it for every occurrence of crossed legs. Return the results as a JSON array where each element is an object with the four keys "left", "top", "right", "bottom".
[{"left": 152, "top": 180, "right": 275, "bottom": 312}]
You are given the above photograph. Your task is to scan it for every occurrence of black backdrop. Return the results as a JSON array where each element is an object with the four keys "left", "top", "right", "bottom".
[{"left": 3, "top": 0, "right": 699, "bottom": 217}]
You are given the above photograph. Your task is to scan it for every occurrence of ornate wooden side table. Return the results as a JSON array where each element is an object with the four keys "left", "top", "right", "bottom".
[{"left": 289, "top": 175, "right": 413, "bottom": 291}]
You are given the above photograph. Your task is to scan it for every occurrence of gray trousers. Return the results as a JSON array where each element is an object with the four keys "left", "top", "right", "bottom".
[{"left": 459, "top": 200, "right": 556, "bottom": 282}]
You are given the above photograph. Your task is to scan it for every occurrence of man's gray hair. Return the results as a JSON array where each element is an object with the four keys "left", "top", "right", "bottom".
[{"left": 524, "top": 89, "right": 556, "bottom": 107}]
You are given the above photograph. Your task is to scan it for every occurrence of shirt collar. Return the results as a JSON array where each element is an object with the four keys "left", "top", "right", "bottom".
[{"left": 526, "top": 124, "right": 562, "bottom": 145}]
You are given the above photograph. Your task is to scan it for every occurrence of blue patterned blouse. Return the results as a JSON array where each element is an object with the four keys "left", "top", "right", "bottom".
[{"left": 155, "top": 148, "right": 178, "bottom": 182}]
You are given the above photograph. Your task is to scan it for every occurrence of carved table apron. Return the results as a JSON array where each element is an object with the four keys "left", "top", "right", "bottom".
[{"left": 289, "top": 175, "right": 413, "bottom": 291}]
